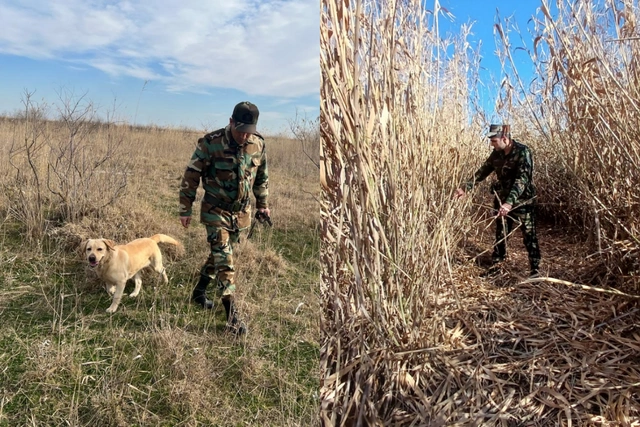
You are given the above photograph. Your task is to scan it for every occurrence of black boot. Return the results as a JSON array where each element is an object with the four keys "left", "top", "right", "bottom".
[
  {"left": 222, "top": 296, "right": 247, "bottom": 336},
  {"left": 192, "top": 275, "right": 214, "bottom": 309},
  {"left": 480, "top": 264, "right": 501, "bottom": 278},
  {"left": 481, "top": 259, "right": 503, "bottom": 278},
  {"left": 529, "top": 265, "right": 540, "bottom": 278}
]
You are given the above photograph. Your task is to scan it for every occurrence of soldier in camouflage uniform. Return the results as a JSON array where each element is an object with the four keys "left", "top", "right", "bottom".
[
  {"left": 455, "top": 124, "right": 541, "bottom": 277},
  {"left": 179, "top": 101, "right": 269, "bottom": 335}
]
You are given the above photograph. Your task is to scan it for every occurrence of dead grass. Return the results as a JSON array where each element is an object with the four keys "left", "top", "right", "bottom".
[{"left": 0, "top": 108, "right": 319, "bottom": 425}]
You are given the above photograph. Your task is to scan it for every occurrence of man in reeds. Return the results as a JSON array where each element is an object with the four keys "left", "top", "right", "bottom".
[
  {"left": 455, "top": 124, "right": 541, "bottom": 278},
  {"left": 179, "top": 101, "right": 270, "bottom": 336}
]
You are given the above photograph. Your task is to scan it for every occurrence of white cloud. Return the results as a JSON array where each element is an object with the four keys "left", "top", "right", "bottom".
[{"left": 0, "top": 0, "right": 319, "bottom": 98}]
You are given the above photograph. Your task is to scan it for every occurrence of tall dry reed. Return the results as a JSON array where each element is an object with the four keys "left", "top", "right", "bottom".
[{"left": 320, "top": 0, "right": 485, "bottom": 423}]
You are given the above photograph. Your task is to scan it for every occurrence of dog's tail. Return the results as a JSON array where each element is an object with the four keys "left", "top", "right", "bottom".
[
  {"left": 150, "top": 234, "right": 180, "bottom": 246},
  {"left": 149, "top": 234, "right": 185, "bottom": 255}
]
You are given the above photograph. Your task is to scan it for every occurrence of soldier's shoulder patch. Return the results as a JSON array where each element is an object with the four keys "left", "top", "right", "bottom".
[{"left": 204, "top": 128, "right": 225, "bottom": 141}]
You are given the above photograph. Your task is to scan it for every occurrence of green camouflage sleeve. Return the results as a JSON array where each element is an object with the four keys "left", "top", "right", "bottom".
[
  {"left": 179, "top": 138, "right": 208, "bottom": 217},
  {"left": 253, "top": 146, "right": 269, "bottom": 209},
  {"left": 505, "top": 147, "right": 533, "bottom": 206},
  {"left": 465, "top": 155, "right": 495, "bottom": 191}
]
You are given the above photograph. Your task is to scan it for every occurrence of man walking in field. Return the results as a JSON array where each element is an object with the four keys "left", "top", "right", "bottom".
[
  {"left": 179, "top": 101, "right": 270, "bottom": 336},
  {"left": 455, "top": 124, "right": 541, "bottom": 278}
]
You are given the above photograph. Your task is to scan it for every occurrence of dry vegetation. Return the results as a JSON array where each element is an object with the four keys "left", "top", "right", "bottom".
[
  {"left": 321, "top": 0, "right": 640, "bottom": 425},
  {"left": 0, "top": 93, "right": 320, "bottom": 426}
]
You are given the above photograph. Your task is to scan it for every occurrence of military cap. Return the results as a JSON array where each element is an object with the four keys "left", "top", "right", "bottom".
[
  {"left": 487, "top": 124, "right": 510, "bottom": 138},
  {"left": 232, "top": 101, "right": 259, "bottom": 133}
]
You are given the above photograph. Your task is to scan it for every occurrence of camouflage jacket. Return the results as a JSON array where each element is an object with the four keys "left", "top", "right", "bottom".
[
  {"left": 179, "top": 125, "right": 268, "bottom": 218},
  {"left": 465, "top": 139, "right": 536, "bottom": 207}
]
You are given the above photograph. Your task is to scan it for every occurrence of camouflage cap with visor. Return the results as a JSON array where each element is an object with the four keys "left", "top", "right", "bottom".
[
  {"left": 232, "top": 101, "right": 259, "bottom": 134},
  {"left": 487, "top": 124, "right": 510, "bottom": 138}
]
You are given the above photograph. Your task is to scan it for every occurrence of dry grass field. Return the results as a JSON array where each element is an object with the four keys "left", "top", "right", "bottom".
[
  {"left": 321, "top": 0, "right": 640, "bottom": 425},
  {"left": 0, "top": 101, "right": 320, "bottom": 426}
]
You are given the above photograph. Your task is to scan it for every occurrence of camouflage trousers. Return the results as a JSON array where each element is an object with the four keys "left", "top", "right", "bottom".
[
  {"left": 199, "top": 206, "right": 251, "bottom": 297},
  {"left": 492, "top": 199, "right": 541, "bottom": 271}
]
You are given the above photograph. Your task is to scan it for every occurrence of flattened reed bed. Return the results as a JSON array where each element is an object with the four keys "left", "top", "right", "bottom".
[{"left": 322, "top": 256, "right": 640, "bottom": 425}]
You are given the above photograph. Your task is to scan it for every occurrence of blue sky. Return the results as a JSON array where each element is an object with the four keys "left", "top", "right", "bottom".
[
  {"left": 0, "top": 0, "right": 319, "bottom": 134},
  {"left": 437, "top": 0, "right": 544, "bottom": 119}
]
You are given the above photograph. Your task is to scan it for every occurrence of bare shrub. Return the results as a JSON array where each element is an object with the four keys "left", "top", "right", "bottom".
[
  {"left": 288, "top": 112, "right": 320, "bottom": 172},
  {"left": 1, "top": 89, "right": 136, "bottom": 241},
  {"left": 268, "top": 127, "right": 320, "bottom": 185},
  {"left": 46, "top": 89, "right": 131, "bottom": 223},
  {"left": 3, "top": 90, "right": 52, "bottom": 240}
]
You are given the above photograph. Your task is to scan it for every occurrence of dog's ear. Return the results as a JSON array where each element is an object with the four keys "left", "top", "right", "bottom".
[
  {"left": 79, "top": 240, "right": 89, "bottom": 256},
  {"left": 104, "top": 239, "right": 117, "bottom": 251}
]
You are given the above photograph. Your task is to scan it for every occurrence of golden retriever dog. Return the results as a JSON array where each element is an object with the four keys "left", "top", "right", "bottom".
[{"left": 82, "top": 234, "right": 182, "bottom": 313}]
